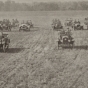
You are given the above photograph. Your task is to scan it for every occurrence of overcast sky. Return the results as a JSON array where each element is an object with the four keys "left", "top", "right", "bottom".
[{"left": 0, "top": 0, "right": 87, "bottom": 3}]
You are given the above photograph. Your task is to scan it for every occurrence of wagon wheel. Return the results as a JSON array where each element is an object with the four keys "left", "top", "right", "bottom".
[{"left": 3, "top": 44, "right": 6, "bottom": 53}]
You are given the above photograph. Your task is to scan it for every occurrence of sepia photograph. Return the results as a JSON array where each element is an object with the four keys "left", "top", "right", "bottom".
[{"left": 0, "top": 0, "right": 88, "bottom": 88}]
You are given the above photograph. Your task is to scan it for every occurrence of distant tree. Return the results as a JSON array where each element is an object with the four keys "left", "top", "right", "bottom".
[
  {"left": 0, "top": 1, "right": 4, "bottom": 11},
  {"left": 0, "top": 1, "right": 88, "bottom": 11},
  {"left": 4, "top": 0, "right": 11, "bottom": 11}
]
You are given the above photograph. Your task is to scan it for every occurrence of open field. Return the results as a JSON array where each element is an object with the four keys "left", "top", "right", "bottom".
[
  {"left": 0, "top": 11, "right": 88, "bottom": 88},
  {"left": 0, "top": 11, "right": 88, "bottom": 27}
]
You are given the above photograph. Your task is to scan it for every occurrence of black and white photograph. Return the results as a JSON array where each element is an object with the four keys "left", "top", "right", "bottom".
[{"left": 0, "top": 0, "right": 88, "bottom": 88}]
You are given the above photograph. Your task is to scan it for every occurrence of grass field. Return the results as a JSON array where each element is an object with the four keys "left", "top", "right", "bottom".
[
  {"left": 0, "top": 11, "right": 88, "bottom": 88},
  {"left": 0, "top": 11, "right": 88, "bottom": 27}
]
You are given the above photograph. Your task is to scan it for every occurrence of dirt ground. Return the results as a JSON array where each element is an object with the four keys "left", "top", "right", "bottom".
[
  {"left": 0, "top": 26, "right": 88, "bottom": 88},
  {"left": 0, "top": 10, "right": 88, "bottom": 88}
]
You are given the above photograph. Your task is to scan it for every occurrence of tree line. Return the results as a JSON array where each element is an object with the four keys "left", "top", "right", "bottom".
[{"left": 0, "top": 0, "right": 88, "bottom": 11}]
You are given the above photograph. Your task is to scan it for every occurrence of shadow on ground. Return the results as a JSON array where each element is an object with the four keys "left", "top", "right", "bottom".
[
  {"left": 0, "top": 48, "right": 25, "bottom": 53},
  {"left": 61, "top": 45, "right": 88, "bottom": 50},
  {"left": 7, "top": 48, "right": 25, "bottom": 53}
]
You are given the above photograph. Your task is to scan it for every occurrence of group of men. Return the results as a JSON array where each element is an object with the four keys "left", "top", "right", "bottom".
[
  {"left": 0, "top": 19, "right": 19, "bottom": 26},
  {"left": 0, "top": 19, "right": 19, "bottom": 30},
  {"left": 66, "top": 18, "right": 81, "bottom": 26},
  {"left": 0, "top": 19, "right": 33, "bottom": 31},
  {"left": 0, "top": 19, "right": 11, "bottom": 30},
  {"left": 52, "top": 19, "right": 62, "bottom": 25}
]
